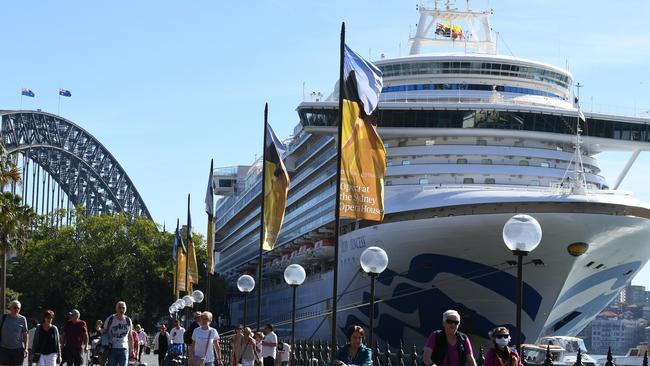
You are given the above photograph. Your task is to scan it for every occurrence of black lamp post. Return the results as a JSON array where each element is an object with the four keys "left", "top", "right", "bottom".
[
  {"left": 237, "top": 275, "right": 255, "bottom": 326},
  {"left": 284, "top": 264, "right": 306, "bottom": 366},
  {"left": 502, "top": 214, "right": 542, "bottom": 353},
  {"left": 360, "top": 246, "right": 389, "bottom": 348}
]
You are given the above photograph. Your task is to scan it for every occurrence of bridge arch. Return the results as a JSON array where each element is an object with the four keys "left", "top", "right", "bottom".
[{"left": 1, "top": 110, "right": 151, "bottom": 219}]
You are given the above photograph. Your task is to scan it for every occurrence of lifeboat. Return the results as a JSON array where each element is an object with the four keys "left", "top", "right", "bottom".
[
  {"left": 311, "top": 239, "right": 334, "bottom": 260},
  {"left": 293, "top": 243, "right": 315, "bottom": 264}
]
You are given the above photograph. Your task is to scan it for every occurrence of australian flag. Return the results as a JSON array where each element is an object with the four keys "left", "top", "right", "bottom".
[
  {"left": 59, "top": 89, "right": 72, "bottom": 97},
  {"left": 21, "top": 88, "right": 35, "bottom": 97}
]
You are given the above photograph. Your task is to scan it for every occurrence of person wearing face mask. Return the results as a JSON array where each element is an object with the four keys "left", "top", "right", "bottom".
[{"left": 483, "top": 327, "right": 523, "bottom": 366}]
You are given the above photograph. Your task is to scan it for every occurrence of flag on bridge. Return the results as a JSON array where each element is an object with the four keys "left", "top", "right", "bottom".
[
  {"left": 339, "top": 44, "right": 386, "bottom": 222},
  {"left": 21, "top": 88, "right": 35, "bottom": 97},
  {"left": 59, "top": 89, "right": 72, "bottom": 97}
]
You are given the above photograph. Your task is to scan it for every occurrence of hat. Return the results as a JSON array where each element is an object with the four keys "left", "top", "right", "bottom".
[{"left": 70, "top": 309, "right": 80, "bottom": 317}]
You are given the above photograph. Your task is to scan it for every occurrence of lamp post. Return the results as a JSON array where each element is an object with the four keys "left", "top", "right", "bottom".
[
  {"left": 360, "top": 246, "right": 389, "bottom": 348},
  {"left": 502, "top": 214, "right": 542, "bottom": 354},
  {"left": 237, "top": 275, "right": 256, "bottom": 326},
  {"left": 182, "top": 295, "right": 194, "bottom": 328},
  {"left": 284, "top": 264, "right": 306, "bottom": 366}
]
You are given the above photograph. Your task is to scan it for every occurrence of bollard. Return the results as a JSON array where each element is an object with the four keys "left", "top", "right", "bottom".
[
  {"left": 604, "top": 347, "right": 615, "bottom": 366},
  {"left": 543, "top": 345, "right": 553, "bottom": 366},
  {"left": 477, "top": 345, "right": 484, "bottom": 366},
  {"left": 410, "top": 344, "right": 418, "bottom": 366},
  {"left": 573, "top": 348, "right": 583, "bottom": 366},
  {"left": 397, "top": 341, "right": 405, "bottom": 366},
  {"left": 385, "top": 343, "right": 393, "bottom": 366}
]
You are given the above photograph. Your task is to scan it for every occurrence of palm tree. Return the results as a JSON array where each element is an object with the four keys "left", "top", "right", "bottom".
[
  {"left": 0, "top": 192, "right": 34, "bottom": 307},
  {"left": 0, "top": 142, "right": 32, "bottom": 307}
]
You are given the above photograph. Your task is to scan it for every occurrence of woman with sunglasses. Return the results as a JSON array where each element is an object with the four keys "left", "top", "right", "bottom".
[
  {"left": 484, "top": 327, "right": 523, "bottom": 366},
  {"left": 423, "top": 310, "right": 476, "bottom": 366}
]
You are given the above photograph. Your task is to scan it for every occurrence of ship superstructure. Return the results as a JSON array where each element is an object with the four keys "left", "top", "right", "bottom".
[{"left": 214, "top": 1, "right": 650, "bottom": 347}]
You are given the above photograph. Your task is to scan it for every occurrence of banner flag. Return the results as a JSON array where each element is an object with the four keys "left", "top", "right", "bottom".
[
  {"left": 174, "top": 219, "right": 187, "bottom": 297},
  {"left": 187, "top": 194, "right": 199, "bottom": 286},
  {"left": 340, "top": 44, "right": 386, "bottom": 221},
  {"left": 262, "top": 123, "right": 290, "bottom": 250},
  {"left": 205, "top": 160, "right": 215, "bottom": 274}
]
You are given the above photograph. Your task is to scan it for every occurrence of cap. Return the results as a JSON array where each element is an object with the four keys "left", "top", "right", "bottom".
[{"left": 70, "top": 309, "right": 80, "bottom": 317}]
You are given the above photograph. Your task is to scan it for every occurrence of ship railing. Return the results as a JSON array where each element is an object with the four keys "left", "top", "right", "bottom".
[
  {"left": 377, "top": 90, "right": 571, "bottom": 109},
  {"left": 415, "top": 183, "right": 632, "bottom": 196}
]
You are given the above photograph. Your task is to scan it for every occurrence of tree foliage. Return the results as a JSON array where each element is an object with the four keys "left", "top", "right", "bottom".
[{"left": 10, "top": 210, "right": 227, "bottom": 330}]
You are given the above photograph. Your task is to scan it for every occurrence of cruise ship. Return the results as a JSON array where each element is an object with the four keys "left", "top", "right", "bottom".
[{"left": 213, "top": 2, "right": 650, "bottom": 347}]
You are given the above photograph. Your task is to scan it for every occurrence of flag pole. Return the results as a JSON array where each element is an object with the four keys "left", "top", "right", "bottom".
[
  {"left": 186, "top": 194, "right": 191, "bottom": 298},
  {"left": 206, "top": 159, "right": 214, "bottom": 311},
  {"left": 58, "top": 94, "right": 61, "bottom": 115},
  {"left": 331, "top": 21, "right": 345, "bottom": 349},
  {"left": 256, "top": 103, "right": 269, "bottom": 331},
  {"left": 175, "top": 218, "right": 180, "bottom": 298}
]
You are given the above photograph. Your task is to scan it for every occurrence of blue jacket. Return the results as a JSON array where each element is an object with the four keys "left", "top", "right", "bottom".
[{"left": 333, "top": 344, "right": 373, "bottom": 366}]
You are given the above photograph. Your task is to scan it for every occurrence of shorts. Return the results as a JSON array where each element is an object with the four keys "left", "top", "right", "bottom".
[{"left": 0, "top": 347, "right": 25, "bottom": 366}]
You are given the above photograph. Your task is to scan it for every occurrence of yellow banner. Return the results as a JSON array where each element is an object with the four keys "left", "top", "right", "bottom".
[
  {"left": 175, "top": 250, "right": 187, "bottom": 298},
  {"left": 262, "top": 159, "right": 289, "bottom": 250},
  {"left": 340, "top": 99, "right": 386, "bottom": 221}
]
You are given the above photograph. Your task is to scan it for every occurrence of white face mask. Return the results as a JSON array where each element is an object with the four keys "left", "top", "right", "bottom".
[{"left": 495, "top": 337, "right": 510, "bottom": 346}]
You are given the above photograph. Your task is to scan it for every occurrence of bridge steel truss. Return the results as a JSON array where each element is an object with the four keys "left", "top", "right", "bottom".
[{"left": 1, "top": 110, "right": 151, "bottom": 220}]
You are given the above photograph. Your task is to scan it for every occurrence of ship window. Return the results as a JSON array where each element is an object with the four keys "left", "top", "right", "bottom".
[
  {"left": 457, "top": 158, "right": 468, "bottom": 164},
  {"left": 386, "top": 180, "right": 392, "bottom": 186},
  {"left": 425, "top": 139, "right": 435, "bottom": 146},
  {"left": 484, "top": 178, "right": 496, "bottom": 184},
  {"left": 519, "top": 160, "right": 529, "bottom": 166},
  {"left": 398, "top": 140, "right": 407, "bottom": 147},
  {"left": 540, "top": 162, "right": 550, "bottom": 168},
  {"left": 386, "top": 161, "right": 393, "bottom": 166},
  {"left": 477, "top": 139, "right": 487, "bottom": 146},
  {"left": 402, "top": 160, "right": 411, "bottom": 165},
  {"left": 419, "top": 178, "right": 429, "bottom": 185},
  {"left": 482, "top": 159, "right": 492, "bottom": 165},
  {"left": 463, "top": 178, "right": 474, "bottom": 184}
]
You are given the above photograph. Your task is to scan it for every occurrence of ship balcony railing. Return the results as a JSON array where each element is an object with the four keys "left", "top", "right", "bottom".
[
  {"left": 294, "top": 136, "right": 333, "bottom": 169},
  {"left": 377, "top": 90, "right": 571, "bottom": 110},
  {"left": 391, "top": 182, "right": 631, "bottom": 196}
]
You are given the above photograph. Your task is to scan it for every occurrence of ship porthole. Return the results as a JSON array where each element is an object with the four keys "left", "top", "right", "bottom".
[{"left": 567, "top": 242, "right": 589, "bottom": 256}]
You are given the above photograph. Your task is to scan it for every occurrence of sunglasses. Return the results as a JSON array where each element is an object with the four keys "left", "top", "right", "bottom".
[
  {"left": 445, "top": 319, "right": 459, "bottom": 325},
  {"left": 495, "top": 334, "right": 510, "bottom": 339}
]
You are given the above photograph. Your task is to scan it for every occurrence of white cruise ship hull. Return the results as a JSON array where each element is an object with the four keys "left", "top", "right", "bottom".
[{"left": 230, "top": 187, "right": 650, "bottom": 347}]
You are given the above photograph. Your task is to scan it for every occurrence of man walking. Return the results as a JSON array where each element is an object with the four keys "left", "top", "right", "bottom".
[
  {"left": 170, "top": 320, "right": 185, "bottom": 345},
  {"left": 102, "top": 301, "right": 134, "bottom": 366},
  {"left": 260, "top": 324, "right": 277, "bottom": 366},
  {"left": 0, "top": 300, "right": 28, "bottom": 366},
  {"left": 62, "top": 309, "right": 89, "bottom": 366}
]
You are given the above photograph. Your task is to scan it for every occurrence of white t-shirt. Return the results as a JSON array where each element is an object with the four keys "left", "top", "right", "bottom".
[
  {"left": 277, "top": 343, "right": 291, "bottom": 362},
  {"left": 170, "top": 326, "right": 185, "bottom": 344},
  {"left": 192, "top": 327, "right": 219, "bottom": 363},
  {"left": 260, "top": 331, "right": 277, "bottom": 359},
  {"left": 104, "top": 315, "right": 131, "bottom": 349}
]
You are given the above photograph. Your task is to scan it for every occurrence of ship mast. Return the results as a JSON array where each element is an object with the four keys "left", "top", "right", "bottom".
[{"left": 409, "top": 0, "right": 496, "bottom": 55}]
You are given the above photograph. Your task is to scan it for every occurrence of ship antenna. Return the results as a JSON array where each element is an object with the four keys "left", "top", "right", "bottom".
[{"left": 572, "top": 82, "right": 588, "bottom": 194}]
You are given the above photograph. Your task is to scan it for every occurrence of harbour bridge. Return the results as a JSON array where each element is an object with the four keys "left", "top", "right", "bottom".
[{"left": 0, "top": 110, "right": 151, "bottom": 223}]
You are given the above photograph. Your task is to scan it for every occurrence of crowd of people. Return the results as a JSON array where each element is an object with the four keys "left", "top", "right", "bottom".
[{"left": 0, "top": 300, "right": 523, "bottom": 366}]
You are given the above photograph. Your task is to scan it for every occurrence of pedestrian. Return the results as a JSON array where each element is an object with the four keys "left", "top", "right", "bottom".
[
  {"left": 275, "top": 341, "right": 290, "bottom": 366},
  {"left": 184, "top": 312, "right": 202, "bottom": 349},
  {"left": 231, "top": 325, "right": 244, "bottom": 366},
  {"left": 101, "top": 301, "right": 134, "bottom": 366},
  {"left": 170, "top": 319, "right": 185, "bottom": 346},
  {"left": 422, "top": 310, "right": 476, "bottom": 366},
  {"left": 27, "top": 319, "right": 39, "bottom": 366},
  {"left": 62, "top": 309, "right": 89, "bottom": 366},
  {"left": 90, "top": 320, "right": 103, "bottom": 340},
  {"left": 0, "top": 300, "right": 29, "bottom": 366},
  {"left": 135, "top": 324, "right": 147, "bottom": 362},
  {"left": 153, "top": 325, "right": 171, "bottom": 366},
  {"left": 260, "top": 324, "right": 277, "bottom": 366},
  {"left": 332, "top": 325, "right": 372, "bottom": 366},
  {"left": 483, "top": 327, "right": 523, "bottom": 366},
  {"left": 30, "top": 310, "right": 62, "bottom": 366},
  {"left": 189, "top": 311, "right": 222, "bottom": 366},
  {"left": 253, "top": 333, "right": 263, "bottom": 365},
  {"left": 240, "top": 328, "right": 258, "bottom": 366},
  {"left": 129, "top": 327, "right": 139, "bottom": 364}
]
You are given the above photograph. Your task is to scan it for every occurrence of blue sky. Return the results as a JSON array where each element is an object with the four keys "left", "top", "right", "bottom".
[{"left": 2, "top": 1, "right": 650, "bottom": 285}]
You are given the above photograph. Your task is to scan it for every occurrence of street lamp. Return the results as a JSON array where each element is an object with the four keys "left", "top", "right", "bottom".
[
  {"left": 284, "top": 264, "right": 306, "bottom": 366},
  {"left": 191, "top": 290, "right": 205, "bottom": 304},
  {"left": 237, "top": 275, "right": 256, "bottom": 326},
  {"left": 502, "top": 214, "right": 542, "bottom": 353},
  {"left": 360, "top": 246, "right": 389, "bottom": 348}
]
